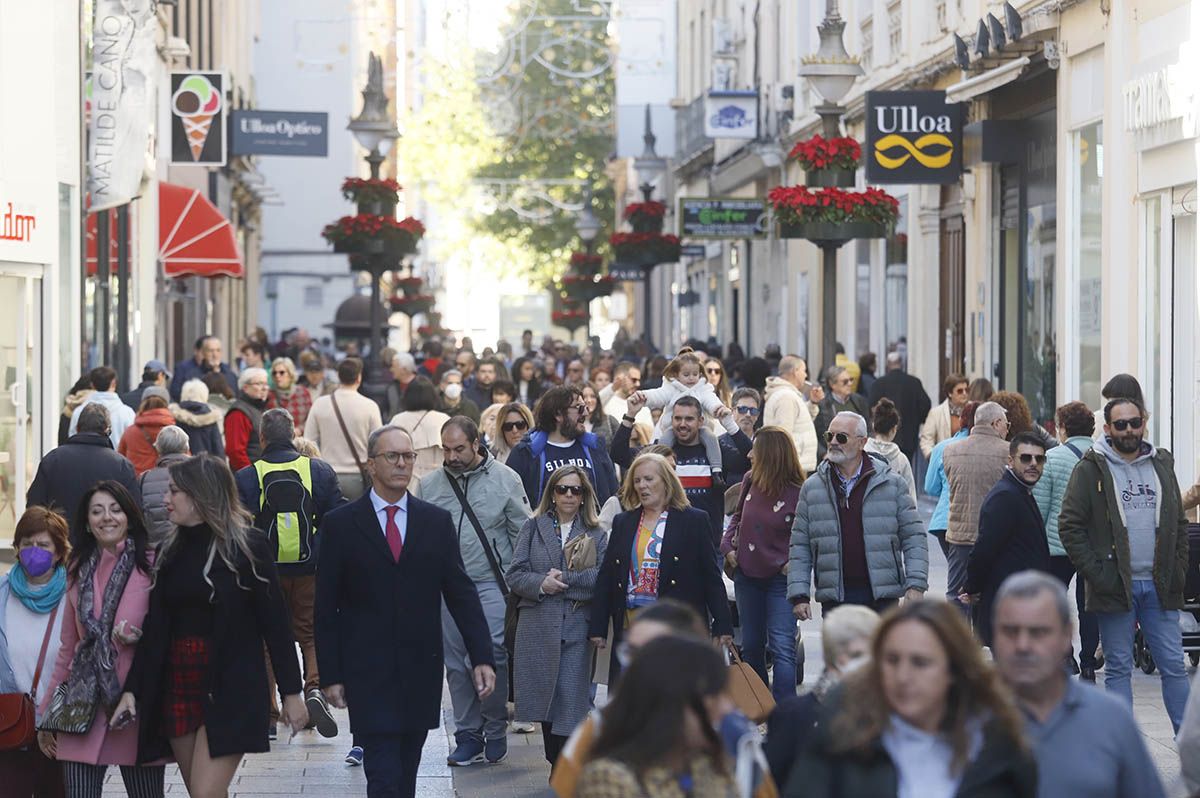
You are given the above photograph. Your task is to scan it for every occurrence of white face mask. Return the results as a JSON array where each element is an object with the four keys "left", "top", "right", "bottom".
[{"left": 444, "top": 384, "right": 463, "bottom": 401}]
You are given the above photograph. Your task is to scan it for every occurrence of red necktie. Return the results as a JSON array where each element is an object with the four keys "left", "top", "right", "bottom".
[{"left": 385, "top": 505, "right": 403, "bottom": 562}]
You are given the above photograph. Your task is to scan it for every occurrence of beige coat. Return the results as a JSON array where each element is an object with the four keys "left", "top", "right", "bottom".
[
  {"left": 942, "top": 425, "right": 1009, "bottom": 546},
  {"left": 919, "top": 399, "right": 954, "bottom": 459},
  {"left": 389, "top": 408, "right": 451, "bottom": 481},
  {"left": 302, "top": 387, "right": 383, "bottom": 475},
  {"left": 762, "top": 376, "right": 818, "bottom": 473}
]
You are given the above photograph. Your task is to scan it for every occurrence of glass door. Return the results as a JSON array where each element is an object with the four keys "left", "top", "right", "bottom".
[{"left": 0, "top": 274, "right": 42, "bottom": 545}]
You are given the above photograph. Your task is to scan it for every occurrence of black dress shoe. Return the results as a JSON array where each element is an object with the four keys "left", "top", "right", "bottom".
[
  {"left": 1080, "top": 667, "right": 1096, "bottom": 683},
  {"left": 1066, "top": 656, "right": 1080, "bottom": 675}
]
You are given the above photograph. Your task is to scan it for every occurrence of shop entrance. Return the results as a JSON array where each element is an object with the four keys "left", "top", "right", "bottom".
[{"left": 0, "top": 272, "right": 42, "bottom": 544}]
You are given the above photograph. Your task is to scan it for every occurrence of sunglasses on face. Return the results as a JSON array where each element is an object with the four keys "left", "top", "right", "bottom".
[
  {"left": 1017, "top": 453, "right": 1047, "bottom": 465},
  {"left": 706, "top": 366, "right": 722, "bottom": 374},
  {"left": 271, "top": 369, "right": 289, "bottom": 376},
  {"left": 736, "top": 406, "right": 760, "bottom": 417},
  {"left": 501, "top": 420, "right": 529, "bottom": 433},
  {"left": 554, "top": 484, "right": 584, "bottom": 496},
  {"left": 823, "top": 431, "right": 856, "bottom": 444},
  {"left": 1111, "top": 417, "right": 1144, "bottom": 432}
]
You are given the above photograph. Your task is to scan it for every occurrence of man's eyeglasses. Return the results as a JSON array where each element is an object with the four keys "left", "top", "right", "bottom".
[
  {"left": 553, "top": 484, "right": 584, "bottom": 496},
  {"left": 1017, "top": 453, "right": 1047, "bottom": 465},
  {"left": 736, "top": 406, "right": 760, "bottom": 417},
  {"left": 823, "top": 431, "right": 858, "bottom": 444},
  {"left": 1111, "top": 417, "right": 1144, "bottom": 432},
  {"left": 501, "top": 420, "right": 529, "bottom": 433},
  {"left": 372, "top": 451, "right": 418, "bottom": 466}
]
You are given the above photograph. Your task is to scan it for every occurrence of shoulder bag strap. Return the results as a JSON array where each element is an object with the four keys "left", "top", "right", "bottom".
[
  {"left": 446, "top": 474, "right": 510, "bottom": 595},
  {"left": 1064, "top": 441, "right": 1084, "bottom": 460},
  {"left": 329, "top": 392, "right": 368, "bottom": 474},
  {"left": 30, "top": 604, "right": 60, "bottom": 700}
]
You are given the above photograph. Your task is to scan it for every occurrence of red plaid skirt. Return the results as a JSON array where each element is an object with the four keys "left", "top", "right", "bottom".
[{"left": 163, "top": 636, "right": 210, "bottom": 739}]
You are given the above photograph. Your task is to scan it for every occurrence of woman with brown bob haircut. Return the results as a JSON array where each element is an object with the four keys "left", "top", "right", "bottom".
[{"left": 785, "top": 600, "right": 1035, "bottom": 798}]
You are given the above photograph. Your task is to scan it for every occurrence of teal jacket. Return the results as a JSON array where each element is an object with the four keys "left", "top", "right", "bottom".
[{"left": 1032, "top": 436, "right": 1093, "bottom": 557}]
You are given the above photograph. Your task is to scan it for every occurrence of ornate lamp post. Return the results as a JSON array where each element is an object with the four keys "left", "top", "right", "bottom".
[
  {"left": 347, "top": 52, "right": 402, "bottom": 397},
  {"left": 633, "top": 104, "right": 667, "bottom": 345},
  {"left": 799, "top": 0, "right": 864, "bottom": 371},
  {"left": 575, "top": 182, "right": 601, "bottom": 253}
]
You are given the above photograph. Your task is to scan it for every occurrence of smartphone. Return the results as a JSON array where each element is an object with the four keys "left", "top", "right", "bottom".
[{"left": 111, "top": 709, "right": 134, "bottom": 730}]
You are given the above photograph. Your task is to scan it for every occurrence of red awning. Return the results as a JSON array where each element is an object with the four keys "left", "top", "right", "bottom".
[{"left": 86, "top": 182, "right": 244, "bottom": 279}]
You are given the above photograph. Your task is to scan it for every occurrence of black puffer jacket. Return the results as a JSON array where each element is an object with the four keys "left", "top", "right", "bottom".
[
  {"left": 137, "top": 452, "right": 191, "bottom": 545},
  {"left": 170, "top": 400, "right": 225, "bottom": 457},
  {"left": 26, "top": 433, "right": 141, "bottom": 528}
]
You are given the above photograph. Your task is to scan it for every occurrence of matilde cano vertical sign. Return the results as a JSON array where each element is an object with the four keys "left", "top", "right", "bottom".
[{"left": 89, "top": 0, "right": 158, "bottom": 212}]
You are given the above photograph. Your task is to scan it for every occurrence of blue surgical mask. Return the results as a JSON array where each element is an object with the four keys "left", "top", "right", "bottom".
[{"left": 18, "top": 546, "right": 55, "bottom": 578}]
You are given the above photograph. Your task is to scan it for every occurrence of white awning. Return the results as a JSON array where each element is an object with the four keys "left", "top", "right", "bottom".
[{"left": 945, "top": 56, "right": 1031, "bottom": 104}]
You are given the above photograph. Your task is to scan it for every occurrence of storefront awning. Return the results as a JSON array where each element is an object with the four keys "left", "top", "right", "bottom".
[
  {"left": 86, "top": 182, "right": 244, "bottom": 278},
  {"left": 159, "top": 182, "right": 243, "bottom": 278}
]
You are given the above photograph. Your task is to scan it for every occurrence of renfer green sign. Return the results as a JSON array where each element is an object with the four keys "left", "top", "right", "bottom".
[{"left": 678, "top": 198, "right": 768, "bottom": 239}]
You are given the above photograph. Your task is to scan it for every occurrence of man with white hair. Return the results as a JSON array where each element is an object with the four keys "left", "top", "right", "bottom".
[
  {"left": 787, "top": 411, "right": 928, "bottom": 621},
  {"left": 225, "top": 366, "right": 271, "bottom": 470},
  {"left": 762, "top": 355, "right": 822, "bottom": 472},
  {"left": 387, "top": 351, "right": 418, "bottom": 418}
]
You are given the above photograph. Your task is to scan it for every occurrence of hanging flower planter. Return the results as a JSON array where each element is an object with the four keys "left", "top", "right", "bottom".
[
  {"left": 342, "top": 178, "right": 402, "bottom": 217},
  {"left": 788, "top": 135, "right": 860, "bottom": 188},
  {"left": 416, "top": 323, "right": 449, "bottom": 338},
  {"left": 609, "top": 232, "right": 681, "bottom": 269},
  {"left": 569, "top": 251, "right": 604, "bottom": 276},
  {"left": 552, "top": 309, "right": 589, "bottom": 333},
  {"left": 623, "top": 201, "right": 667, "bottom": 234},
  {"left": 390, "top": 293, "right": 435, "bottom": 316},
  {"left": 393, "top": 275, "right": 425, "bottom": 296},
  {"left": 590, "top": 275, "right": 616, "bottom": 298},
  {"left": 323, "top": 214, "right": 426, "bottom": 258},
  {"left": 561, "top": 274, "right": 597, "bottom": 301},
  {"left": 768, "top": 186, "right": 898, "bottom": 243}
]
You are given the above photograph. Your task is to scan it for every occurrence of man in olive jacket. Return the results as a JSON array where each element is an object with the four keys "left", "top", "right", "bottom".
[{"left": 1059, "top": 397, "right": 1191, "bottom": 732}]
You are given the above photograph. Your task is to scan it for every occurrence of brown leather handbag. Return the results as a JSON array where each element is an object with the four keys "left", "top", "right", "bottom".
[
  {"left": 0, "top": 604, "right": 59, "bottom": 750},
  {"left": 726, "top": 644, "right": 775, "bottom": 724}
]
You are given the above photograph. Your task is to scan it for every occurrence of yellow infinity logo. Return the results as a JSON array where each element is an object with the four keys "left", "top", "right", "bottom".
[{"left": 874, "top": 133, "right": 954, "bottom": 169}]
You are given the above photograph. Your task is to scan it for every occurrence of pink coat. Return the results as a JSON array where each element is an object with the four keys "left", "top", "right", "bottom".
[{"left": 39, "top": 542, "right": 156, "bottom": 766}]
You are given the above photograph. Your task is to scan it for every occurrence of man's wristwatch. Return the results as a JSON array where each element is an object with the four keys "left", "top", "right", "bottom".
[{"left": 622, "top": 414, "right": 636, "bottom": 424}]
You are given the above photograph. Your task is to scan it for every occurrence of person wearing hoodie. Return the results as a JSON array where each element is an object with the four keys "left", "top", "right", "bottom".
[
  {"left": 68, "top": 366, "right": 135, "bottom": 448},
  {"left": 863, "top": 398, "right": 914, "bottom": 501},
  {"left": 787, "top": 412, "right": 928, "bottom": 622},
  {"left": 26, "top": 404, "right": 140, "bottom": 529},
  {"left": 59, "top": 374, "right": 94, "bottom": 445},
  {"left": 762, "top": 356, "right": 822, "bottom": 474},
  {"left": 506, "top": 386, "right": 620, "bottom": 508},
  {"left": 417, "top": 416, "right": 531, "bottom": 767},
  {"left": 116, "top": 387, "right": 177, "bottom": 475},
  {"left": 1059, "top": 396, "right": 1192, "bottom": 733},
  {"left": 169, "top": 378, "right": 225, "bottom": 457},
  {"left": 225, "top": 367, "right": 271, "bottom": 471}
]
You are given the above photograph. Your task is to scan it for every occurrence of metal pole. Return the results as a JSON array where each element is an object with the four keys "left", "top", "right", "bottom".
[
  {"left": 643, "top": 270, "right": 653, "bottom": 348},
  {"left": 822, "top": 244, "right": 837, "bottom": 377},
  {"left": 367, "top": 150, "right": 384, "bottom": 181},
  {"left": 97, "top": 209, "right": 111, "bottom": 367},
  {"left": 116, "top": 204, "right": 130, "bottom": 390},
  {"left": 369, "top": 265, "right": 383, "bottom": 373}
]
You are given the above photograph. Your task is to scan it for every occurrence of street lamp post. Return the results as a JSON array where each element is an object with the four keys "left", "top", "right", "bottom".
[
  {"left": 573, "top": 182, "right": 601, "bottom": 344},
  {"left": 633, "top": 105, "right": 666, "bottom": 346},
  {"left": 347, "top": 52, "right": 401, "bottom": 397},
  {"left": 799, "top": 0, "right": 864, "bottom": 372}
]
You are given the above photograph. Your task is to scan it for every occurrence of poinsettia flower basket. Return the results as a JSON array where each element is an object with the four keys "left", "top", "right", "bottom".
[
  {"left": 390, "top": 293, "right": 436, "bottom": 316},
  {"left": 561, "top": 274, "right": 598, "bottom": 301},
  {"left": 342, "top": 178, "right": 402, "bottom": 215},
  {"left": 768, "top": 186, "right": 898, "bottom": 243},
  {"left": 569, "top": 252, "right": 604, "bottom": 276},
  {"left": 324, "top": 215, "right": 426, "bottom": 257},
  {"left": 788, "top": 136, "right": 861, "bottom": 188},
  {"left": 393, "top": 275, "right": 425, "bottom": 296},
  {"left": 552, "top": 309, "right": 589, "bottom": 332},
  {"left": 609, "top": 232, "right": 681, "bottom": 269},
  {"left": 623, "top": 201, "right": 667, "bottom": 233}
]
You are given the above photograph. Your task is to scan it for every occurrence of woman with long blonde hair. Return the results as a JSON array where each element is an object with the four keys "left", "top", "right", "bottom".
[
  {"left": 489, "top": 401, "right": 534, "bottom": 464},
  {"left": 786, "top": 601, "right": 1035, "bottom": 797},
  {"left": 720, "top": 426, "right": 806, "bottom": 700},
  {"left": 114, "top": 454, "right": 307, "bottom": 796}
]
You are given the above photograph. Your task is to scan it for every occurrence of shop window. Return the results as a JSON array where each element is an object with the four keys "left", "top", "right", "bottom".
[
  {"left": 885, "top": 198, "right": 908, "bottom": 362},
  {"left": 1073, "top": 122, "right": 1103, "bottom": 409}
]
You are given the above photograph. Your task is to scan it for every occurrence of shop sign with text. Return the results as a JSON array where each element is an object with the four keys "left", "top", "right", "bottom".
[
  {"left": 230, "top": 111, "right": 329, "bottom": 157},
  {"left": 866, "top": 91, "right": 963, "bottom": 184},
  {"left": 678, "top": 198, "right": 767, "bottom": 239}
]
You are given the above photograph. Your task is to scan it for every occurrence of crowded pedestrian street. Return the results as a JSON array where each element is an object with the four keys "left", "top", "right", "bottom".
[{"left": 5, "top": 1, "right": 1200, "bottom": 798}]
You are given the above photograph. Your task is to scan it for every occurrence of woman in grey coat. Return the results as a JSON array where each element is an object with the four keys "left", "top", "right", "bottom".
[
  {"left": 505, "top": 465, "right": 607, "bottom": 770},
  {"left": 136, "top": 425, "right": 191, "bottom": 545}
]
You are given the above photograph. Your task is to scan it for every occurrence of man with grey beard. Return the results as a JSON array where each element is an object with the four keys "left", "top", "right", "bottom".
[{"left": 787, "top": 411, "right": 928, "bottom": 621}]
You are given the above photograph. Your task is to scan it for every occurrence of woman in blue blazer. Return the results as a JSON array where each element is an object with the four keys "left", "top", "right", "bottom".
[{"left": 588, "top": 453, "right": 733, "bottom": 683}]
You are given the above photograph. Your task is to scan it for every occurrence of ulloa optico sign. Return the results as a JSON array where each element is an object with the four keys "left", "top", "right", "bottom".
[{"left": 866, "top": 91, "right": 964, "bottom": 184}]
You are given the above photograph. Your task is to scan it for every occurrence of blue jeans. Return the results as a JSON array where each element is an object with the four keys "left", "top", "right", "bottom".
[
  {"left": 1094, "top": 579, "right": 1191, "bottom": 733},
  {"left": 733, "top": 571, "right": 796, "bottom": 703}
]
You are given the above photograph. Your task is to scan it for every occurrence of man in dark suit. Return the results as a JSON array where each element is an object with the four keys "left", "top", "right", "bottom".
[
  {"left": 867, "top": 351, "right": 931, "bottom": 460},
  {"left": 315, "top": 424, "right": 495, "bottom": 798},
  {"left": 962, "top": 431, "right": 1051, "bottom": 647}
]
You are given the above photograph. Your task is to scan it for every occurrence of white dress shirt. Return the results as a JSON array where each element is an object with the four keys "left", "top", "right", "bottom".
[{"left": 369, "top": 489, "right": 410, "bottom": 545}]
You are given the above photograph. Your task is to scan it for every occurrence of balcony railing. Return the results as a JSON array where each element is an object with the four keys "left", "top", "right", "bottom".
[{"left": 675, "top": 94, "right": 711, "bottom": 165}]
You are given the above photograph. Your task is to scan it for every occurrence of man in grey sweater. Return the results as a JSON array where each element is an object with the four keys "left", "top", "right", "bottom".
[{"left": 418, "top": 415, "right": 531, "bottom": 766}]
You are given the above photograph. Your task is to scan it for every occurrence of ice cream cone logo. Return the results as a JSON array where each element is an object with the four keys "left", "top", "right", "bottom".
[{"left": 172, "top": 74, "right": 222, "bottom": 161}]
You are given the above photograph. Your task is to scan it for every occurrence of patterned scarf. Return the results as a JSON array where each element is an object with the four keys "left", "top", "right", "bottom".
[{"left": 62, "top": 543, "right": 137, "bottom": 718}]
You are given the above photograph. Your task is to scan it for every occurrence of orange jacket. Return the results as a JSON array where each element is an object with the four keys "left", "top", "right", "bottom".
[{"left": 117, "top": 408, "right": 176, "bottom": 475}]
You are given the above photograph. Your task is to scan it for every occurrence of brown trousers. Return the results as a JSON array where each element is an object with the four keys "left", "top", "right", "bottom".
[{"left": 267, "top": 574, "right": 320, "bottom": 720}]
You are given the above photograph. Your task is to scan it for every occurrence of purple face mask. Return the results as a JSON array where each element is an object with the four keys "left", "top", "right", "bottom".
[{"left": 18, "top": 546, "right": 55, "bottom": 578}]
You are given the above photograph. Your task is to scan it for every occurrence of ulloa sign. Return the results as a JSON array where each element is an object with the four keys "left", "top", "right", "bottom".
[{"left": 866, "top": 91, "right": 964, "bottom": 184}]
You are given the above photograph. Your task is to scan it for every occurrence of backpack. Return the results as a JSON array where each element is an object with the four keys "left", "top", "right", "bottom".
[{"left": 253, "top": 456, "right": 318, "bottom": 565}]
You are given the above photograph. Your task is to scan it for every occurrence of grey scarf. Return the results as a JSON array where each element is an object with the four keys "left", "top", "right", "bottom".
[{"left": 63, "top": 542, "right": 138, "bottom": 718}]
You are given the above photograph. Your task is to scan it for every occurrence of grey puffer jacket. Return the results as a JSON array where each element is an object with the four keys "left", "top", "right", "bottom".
[
  {"left": 138, "top": 452, "right": 190, "bottom": 545},
  {"left": 787, "top": 453, "right": 929, "bottom": 603}
]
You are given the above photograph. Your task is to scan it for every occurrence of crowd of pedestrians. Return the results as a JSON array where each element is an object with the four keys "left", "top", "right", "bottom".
[{"left": 3, "top": 325, "right": 1198, "bottom": 798}]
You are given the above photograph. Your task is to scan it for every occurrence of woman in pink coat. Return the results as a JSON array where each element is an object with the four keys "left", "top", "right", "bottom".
[{"left": 38, "top": 481, "right": 165, "bottom": 798}]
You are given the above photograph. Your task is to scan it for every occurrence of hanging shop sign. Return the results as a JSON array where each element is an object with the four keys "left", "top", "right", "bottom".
[
  {"left": 680, "top": 244, "right": 708, "bottom": 258},
  {"left": 230, "top": 110, "right": 329, "bottom": 157},
  {"left": 89, "top": 0, "right": 158, "bottom": 211},
  {"left": 609, "top": 266, "right": 647, "bottom": 281},
  {"left": 678, "top": 198, "right": 768, "bottom": 239},
  {"left": 704, "top": 90, "right": 758, "bottom": 140},
  {"left": 170, "top": 72, "right": 227, "bottom": 165},
  {"left": 865, "top": 91, "right": 964, "bottom": 184}
]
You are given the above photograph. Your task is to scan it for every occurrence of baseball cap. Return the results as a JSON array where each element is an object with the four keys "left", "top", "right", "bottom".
[{"left": 144, "top": 359, "right": 171, "bottom": 377}]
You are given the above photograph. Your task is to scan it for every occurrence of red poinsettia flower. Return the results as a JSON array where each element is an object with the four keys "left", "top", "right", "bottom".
[
  {"left": 341, "top": 178, "right": 403, "bottom": 205},
  {"left": 786, "top": 135, "right": 862, "bottom": 171},
  {"left": 623, "top": 201, "right": 667, "bottom": 220},
  {"left": 767, "top": 185, "right": 900, "bottom": 227}
]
